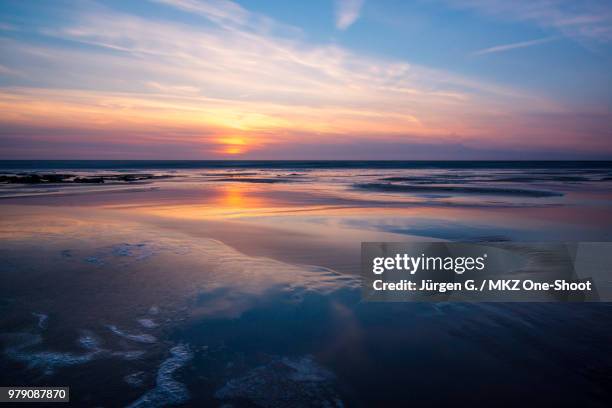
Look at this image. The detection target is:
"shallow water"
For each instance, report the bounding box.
[1,162,611,406]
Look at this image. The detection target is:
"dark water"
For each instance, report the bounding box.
[0,161,611,407]
[1,159,612,170]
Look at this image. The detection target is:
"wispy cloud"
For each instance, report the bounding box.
[0,64,20,76]
[472,36,557,56]
[445,0,612,43]
[1,0,608,158]
[1,1,542,138]
[335,0,365,30]
[153,0,249,26]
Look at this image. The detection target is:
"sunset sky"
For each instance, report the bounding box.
[1,0,611,159]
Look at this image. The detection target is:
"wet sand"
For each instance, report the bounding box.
[1,165,612,407]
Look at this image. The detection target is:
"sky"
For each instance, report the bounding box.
[0,0,611,159]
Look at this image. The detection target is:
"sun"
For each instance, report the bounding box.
[224,146,245,154]
[217,136,248,155]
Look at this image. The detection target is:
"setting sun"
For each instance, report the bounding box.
[217,136,248,155]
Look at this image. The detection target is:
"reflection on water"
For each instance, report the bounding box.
[221,184,249,208]
[0,211,360,406]
[1,163,611,406]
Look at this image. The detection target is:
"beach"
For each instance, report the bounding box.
[1,161,611,406]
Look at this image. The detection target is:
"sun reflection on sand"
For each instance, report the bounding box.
[221,184,248,207]
[129,183,302,219]
[217,184,268,211]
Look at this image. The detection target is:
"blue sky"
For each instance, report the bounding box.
[243,0,612,102]
[0,0,611,159]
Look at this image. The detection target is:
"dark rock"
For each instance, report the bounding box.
[0,172,175,184]
[0,174,43,184]
[73,177,105,183]
[41,174,75,182]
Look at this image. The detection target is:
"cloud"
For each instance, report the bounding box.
[152,0,301,37]
[1,3,542,135]
[0,63,20,76]
[153,0,249,26]
[472,36,557,55]
[0,0,608,158]
[335,0,365,30]
[444,0,612,43]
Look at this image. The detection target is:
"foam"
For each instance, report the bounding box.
[82,242,187,268]
[283,356,335,382]
[4,332,100,375]
[215,355,342,407]
[125,371,147,387]
[32,312,48,329]
[84,256,104,265]
[112,243,155,260]
[138,319,158,329]
[112,350,146,360]
[80,331,146,360]
[78,331,102,350]
[126,344,193,408]
[107,325,157,344]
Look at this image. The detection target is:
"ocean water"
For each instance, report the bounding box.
[2,159,612,170]
[0,161,611,407]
